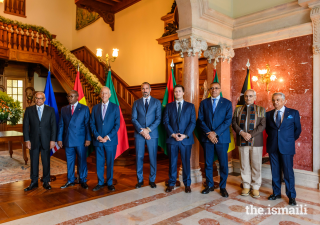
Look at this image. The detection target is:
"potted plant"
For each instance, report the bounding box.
[0,91,24,125]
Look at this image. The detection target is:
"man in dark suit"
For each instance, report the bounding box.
[163,84,196,193]
[57,90,91,189]
[266,92,301,206]
[23,92,57,191]
[90,87,120,192]
[132,82,161,189]
[198,82,232,197]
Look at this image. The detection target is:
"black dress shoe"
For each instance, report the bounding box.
[81,182,89,189]
[92,184,104,191]
[149,182,157,188]
[220,188,229,197]
[185,186,191,193]
[43,182,52,190]
[135,182,144,189]
[166,186,174,193]
[201,186,215,194]
[60,182,75,189]
[108,185,115,191]
[289,198,297,206]
[268,194,282,200]
[24,182,38,192]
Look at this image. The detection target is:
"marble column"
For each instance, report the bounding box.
[174,36,207,185]
[310,5,320,186]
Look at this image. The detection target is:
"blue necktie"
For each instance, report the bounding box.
[38,107,42,121]
[145,99,149,113]
[177,102,181,122]
[276,111,281,128]
[212,99,217,114]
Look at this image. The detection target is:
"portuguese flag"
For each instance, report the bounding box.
[105,69,129,158]
[158,67,176,155]
[73,66,94,157]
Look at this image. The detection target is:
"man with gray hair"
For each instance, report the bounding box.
[232,89,266,198]
[266,92,301,206]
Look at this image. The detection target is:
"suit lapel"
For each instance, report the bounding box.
[146,97,153,116]
[41,105,47,123]
[280,107,289,128]
[206,98,214,115]
[32,105,39,122]
[70,104,81,122]
[103,102,111,122]
[173,101,178,120]
[98,103,103,122]
[213,97,223,117]
[140,98,146,114]
[270,109,278,128]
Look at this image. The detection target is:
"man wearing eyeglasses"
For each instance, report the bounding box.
[198,82,232,197]
[23,92,57,191]
[57,90,91,189]
[232,89,266,198]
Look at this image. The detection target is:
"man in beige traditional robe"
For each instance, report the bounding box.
[232,89,266,198]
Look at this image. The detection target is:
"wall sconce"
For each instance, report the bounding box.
[252,64,276,91]
[96,48,119,69]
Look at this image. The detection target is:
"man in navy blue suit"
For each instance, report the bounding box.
[57,90,91,189]
[163,84,196,193]
[266,92,301,206]
[90,86,120,192]
[132,82,161,189]
[198,82,232,197]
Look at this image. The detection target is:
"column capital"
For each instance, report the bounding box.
[310,4,320,51]
[203,45,235,64]
[173,36,208,58]
[313,44,320,54]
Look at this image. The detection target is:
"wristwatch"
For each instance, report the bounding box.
[147,127,151,132]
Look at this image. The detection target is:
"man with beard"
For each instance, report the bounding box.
[132,82,161,189]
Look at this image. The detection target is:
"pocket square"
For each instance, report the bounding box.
[287,115,293,119]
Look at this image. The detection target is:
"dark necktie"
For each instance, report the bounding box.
[177,102,181,122]
[276,110,281,128]
[145,99,149,113]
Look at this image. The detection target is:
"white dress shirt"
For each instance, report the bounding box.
[143,96,151,105]
[70,101,78,115]
[211,95,220,107]
[176,100,184,111]
[274,106,285,123]
[36,104,44,120]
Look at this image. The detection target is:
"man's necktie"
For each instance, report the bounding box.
[212,99,217,114]
[145,99,149,113]
[71,105,74,115]
[276,110,281,128]
[177,102,181,122]
[102,104,107,120]
[38,107,42,121]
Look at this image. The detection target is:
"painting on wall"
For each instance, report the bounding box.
[76,7,100,30]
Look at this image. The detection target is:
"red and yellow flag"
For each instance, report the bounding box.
[74,68,87,106]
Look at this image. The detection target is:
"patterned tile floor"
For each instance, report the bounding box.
[2,175,320,225]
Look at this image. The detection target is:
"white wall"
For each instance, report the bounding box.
[33,72,65,93]
[71,0,173,85]
[0,0,74,50]
[208,0,233,17]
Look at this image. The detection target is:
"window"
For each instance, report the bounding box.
[4,0,26,18]
[6,79,24,124]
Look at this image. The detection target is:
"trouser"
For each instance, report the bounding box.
[65,146,88,183]
[135,138,158,183]
[96,145,117,186]
[203,142,229,188]
[238,146,263,190]
[167,142,192,187]
[29,136,50,183]
[269,150,296,198]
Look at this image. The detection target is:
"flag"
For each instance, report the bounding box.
[158,67,176,155]
[73,67,94,157]
[105,70,129,158]
[236,68,268,156]
[44,69,60,156]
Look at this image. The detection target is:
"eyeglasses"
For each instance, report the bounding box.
[66,95,77,98]
[244,95,255,98]
[35,97,44,100]
[208,87,220,90]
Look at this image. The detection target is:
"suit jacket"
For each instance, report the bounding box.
[232,104,266,147]
[163,101,196,146]
[23,105,57,150]
[90,102,120,146]
[131,97,161,138]
[265,107,301,155]
[197,97,233,143]
[57,103,91,147]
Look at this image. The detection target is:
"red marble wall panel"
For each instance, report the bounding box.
[231,35,313,171]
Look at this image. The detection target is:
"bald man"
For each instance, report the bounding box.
[23,92,57,191]
[90,87,120,192]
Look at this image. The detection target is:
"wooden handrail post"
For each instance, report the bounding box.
[32,30,37,53]
[3,24,8,48]
[22,28,27,51]
[17,27,22,50]
[7,24,12,49]
[0,22,3,47]
[38,33,43,53]
[27,28,32,52]
[43,35,47,55]
[13,25,17,49]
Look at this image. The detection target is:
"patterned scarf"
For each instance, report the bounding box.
[239,105,256,146]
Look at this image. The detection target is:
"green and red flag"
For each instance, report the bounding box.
[105,69,129,158]
[158,66,176,155]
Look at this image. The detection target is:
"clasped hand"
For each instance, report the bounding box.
[240,131,252,141]
[172,133,186,141]
[140,128,151,140]
[207,131,218,144]
[97,136,110,143]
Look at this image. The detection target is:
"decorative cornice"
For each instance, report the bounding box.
[310,5,320,47]
[173,37,208,58]
[204,45,235,63]
[313,44,320,54]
